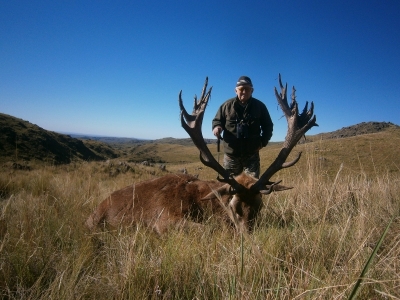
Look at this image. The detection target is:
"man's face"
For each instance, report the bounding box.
[235,85,253,103]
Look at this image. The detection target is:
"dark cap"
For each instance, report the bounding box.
[236,76,253,87]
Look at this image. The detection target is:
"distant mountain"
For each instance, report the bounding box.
[312,121,400,140]
[151,137,217,146]
[77,136,217,146]
[0,113,118,164]
[70,134,147,145]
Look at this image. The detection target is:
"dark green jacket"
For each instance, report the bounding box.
[212,96,273,156]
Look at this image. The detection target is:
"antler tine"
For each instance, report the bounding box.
[274,78,292,118]
[179,78,210,120]
[179,91,197,130]
[199,77,208,105]
[251,74,318,193]
[190,77,209,114]
[301,101,309,116]
[290,86,296,110]
[306,102,318,126]
[179,78,242,190]
[179,90,210,136]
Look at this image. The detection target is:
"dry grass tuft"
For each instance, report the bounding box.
[0,148,399,299]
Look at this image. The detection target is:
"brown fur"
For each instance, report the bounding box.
[86,173,263,234]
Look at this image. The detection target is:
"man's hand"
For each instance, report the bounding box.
[213,126,222,139]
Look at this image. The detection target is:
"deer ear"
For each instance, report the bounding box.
[272,184,293,191]
[201,185,231,200]
[259,184,293,195]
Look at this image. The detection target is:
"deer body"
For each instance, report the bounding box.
[86,173,263,234]
[87,75,317,233]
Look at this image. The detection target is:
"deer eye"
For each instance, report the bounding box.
[228,186,236,195]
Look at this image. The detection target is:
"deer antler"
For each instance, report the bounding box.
[251,74,318,193]
[179,77,244,192]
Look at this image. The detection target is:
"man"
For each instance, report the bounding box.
[212,76,273,178]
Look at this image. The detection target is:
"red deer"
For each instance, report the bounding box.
[86,75,318,234]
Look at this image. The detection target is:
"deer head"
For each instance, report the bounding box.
[179,74,318,198]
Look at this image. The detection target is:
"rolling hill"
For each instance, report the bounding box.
[1,112,399,174]
[0,113,118,164]
[310,121,399,140]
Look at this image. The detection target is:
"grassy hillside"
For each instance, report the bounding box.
[310,121,399,140]
[1,115,399,299]
[260,128,400,180]
[155,129,400,180]
[0,148,398,299]
[0,113,118,164]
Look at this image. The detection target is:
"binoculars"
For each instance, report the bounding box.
[236,121,249,138]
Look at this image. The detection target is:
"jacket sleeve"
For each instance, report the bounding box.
[212,104,225,130]
[260,105,273,146]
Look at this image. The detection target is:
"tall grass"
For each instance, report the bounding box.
[0,152,399,299]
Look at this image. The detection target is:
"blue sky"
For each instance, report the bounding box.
[1,1,399,141]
